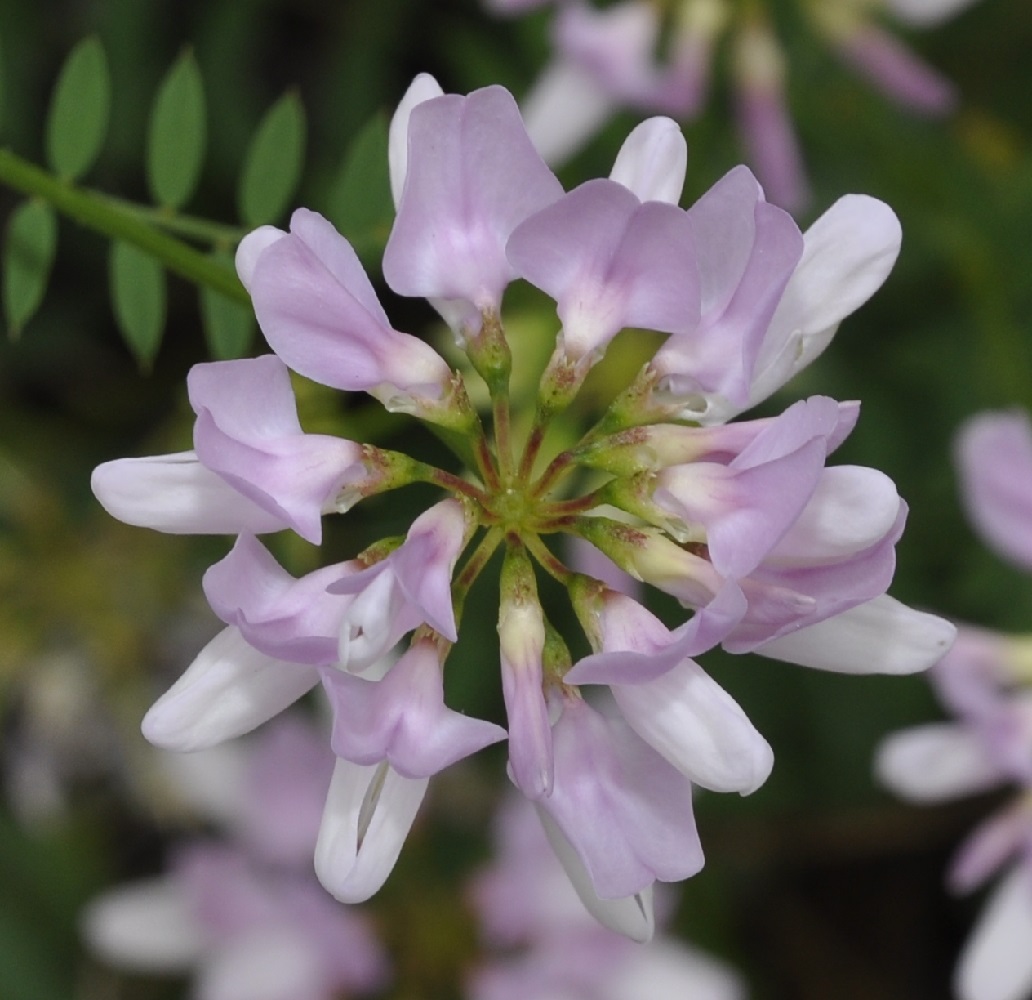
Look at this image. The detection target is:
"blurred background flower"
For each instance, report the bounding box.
[487,0,987,212]
[81,716,390,1000]
[878,409,1032,1000]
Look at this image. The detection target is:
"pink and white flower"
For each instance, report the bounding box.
[92,75,951,936]
[877,409,1032,1000]
[81,717,390,1000]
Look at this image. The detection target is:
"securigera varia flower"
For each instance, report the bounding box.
[92,75,955,942]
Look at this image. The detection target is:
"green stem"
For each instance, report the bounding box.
[451,526,503,622]
[475,432,502,492]
[536,489,604,522]
[516,413,548,483]
[358,447,490,508]
[493,391,513,482]
[524,533,572,585]
[529,446,576,500]
[94,192,247,247]
[0,148,249,304]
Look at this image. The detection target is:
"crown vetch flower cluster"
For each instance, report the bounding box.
[877,410,1032,1000]
[92,75,954,940]
[484,0,983,211]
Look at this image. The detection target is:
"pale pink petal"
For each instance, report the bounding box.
[567,535,643,599]
[652,189,803,421]
[752,195,901,407]
[768,466,903,567]
[321,641,506,777]
[249,209,452,400]
[389,73,445,206]
[314,758,428,903]
[188,356,362,545]
[608,117,687,204]
[610,657,774,794]
[141,627,318,751]
[235,226,284,290]
[537,696,703,900]
[383,85,563,325]
[655,439,826,578]
[955,411,1032,572]
[203,535,356,666]
[754,595,956,674]
[91,452,287,535]
[507,178,699,359]
[566,584,746,686]
[498,602,553,799]
[536,806,656,943]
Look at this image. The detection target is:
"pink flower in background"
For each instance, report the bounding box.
[92,75,953,937]
[81,717,390,1000]
[877,409,1032,1000]
[487,0,984,213]
[91,355,367,541]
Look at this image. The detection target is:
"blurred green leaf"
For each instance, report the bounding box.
[146,49,206,210]
[44,36,110,181]
[108,240,166,367]
[200,252,254,358]
[327,113,393,261]
[0,812,106,1000]
[0,42,5,136]
[3,199,57,338]
[238,91,306,227]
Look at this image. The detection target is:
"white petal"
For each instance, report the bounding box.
[752,195,901,405]
[609,116,687,204]
[521,60,617,167]
[314,758,427,903]
[388,73,444,206]
[874,723,1004,802]
[604,939,748,1000]
[91,452,286,535]
[535,806,655,943]
[197,927,322,1000]
[142,627,318,751]
[613,662,773,795]
[235,226,286,290]
[757,595,957,674]
[956,865,1032,1000]
[887,0,981,27]
[81,877,203,973]
[770,466,902,565]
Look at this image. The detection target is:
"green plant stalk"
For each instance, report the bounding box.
[0,148,249,304]
[95,193,247,247]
